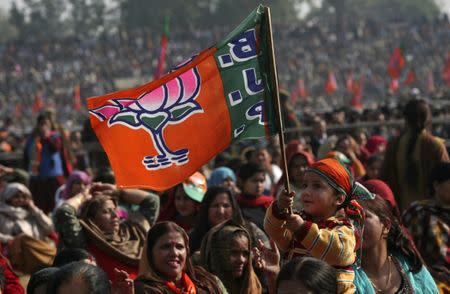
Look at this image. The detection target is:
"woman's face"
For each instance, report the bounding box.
[289,155,308,185]
[242,172,265,196]
[70,180,86,197]
[174,188,198,217]
[301,172,342,220]
[362,208,386,250]
[208,193,233,227]
[7,191,29,208]
[152,231,187,282]
[93,200,119,235]
[224,234,249,278]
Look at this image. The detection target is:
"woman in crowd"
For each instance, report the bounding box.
[355,195,438,293]
[189,186,268,254]
[0,182,56,274]
[53,183,159,282]
[273,140,314,212]
[402,162,450,292]
[236,163,273,230]
[135,221,225,293]
[158,172,207,233]
[199,220,261,294]
[54,170,91,208]
[381,98,449,210]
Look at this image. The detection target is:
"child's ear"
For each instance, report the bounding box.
[335,193,346,207]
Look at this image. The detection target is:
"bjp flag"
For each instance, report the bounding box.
[87,5,277,190]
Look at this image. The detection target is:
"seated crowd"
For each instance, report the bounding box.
[0,98,448,294]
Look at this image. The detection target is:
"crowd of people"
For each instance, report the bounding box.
[0,14,449,133]
[0,96,447,293]
[0,6,449,294]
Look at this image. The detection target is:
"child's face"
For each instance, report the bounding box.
[174,187,198,217]
[300,172,342,220]
[242,172,265,196]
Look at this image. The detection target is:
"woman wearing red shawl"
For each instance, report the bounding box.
[265,158,374,294]
[135,221,226,294]
[273,140,314,212]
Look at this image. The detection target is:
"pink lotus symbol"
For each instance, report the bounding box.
[90,67,202,170]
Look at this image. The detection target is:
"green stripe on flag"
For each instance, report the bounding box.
[213,5,277,141]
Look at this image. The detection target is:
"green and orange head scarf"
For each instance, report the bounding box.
[306,158,375,266]
[306,158,374,205]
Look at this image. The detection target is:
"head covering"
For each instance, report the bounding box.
[79,195,146,267]
[183,172,207,203]
[61,170,91,200]
[199,220,262,294]
[365,135,387,154]
[0,183,31,203]
[361,179,401,220]
[208,167,236,188]
[307,158,374,202]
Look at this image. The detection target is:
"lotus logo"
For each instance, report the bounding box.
[90,67,202,170]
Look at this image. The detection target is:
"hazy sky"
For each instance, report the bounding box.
[1,0,450,18]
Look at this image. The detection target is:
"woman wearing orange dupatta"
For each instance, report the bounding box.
[135,221,226,294]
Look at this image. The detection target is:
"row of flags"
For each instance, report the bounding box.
[290,49,450,108]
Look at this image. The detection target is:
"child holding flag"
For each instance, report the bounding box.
[264,158,374,294]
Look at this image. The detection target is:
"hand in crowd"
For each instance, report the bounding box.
[285,213,305,232]
[112,268,134,294]
[90,182,117,197]
[23,197,39,212]
[277,189,295,210]
[253,239,280,277]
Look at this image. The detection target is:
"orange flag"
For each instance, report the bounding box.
[87,6,277,190]
[325,71,338,94]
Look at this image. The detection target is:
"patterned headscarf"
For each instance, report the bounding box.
[306,158,375,265]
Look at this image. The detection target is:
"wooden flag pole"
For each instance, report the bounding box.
[264,6,292,214]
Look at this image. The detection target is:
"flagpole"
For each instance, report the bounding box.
[264,6,292,213]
